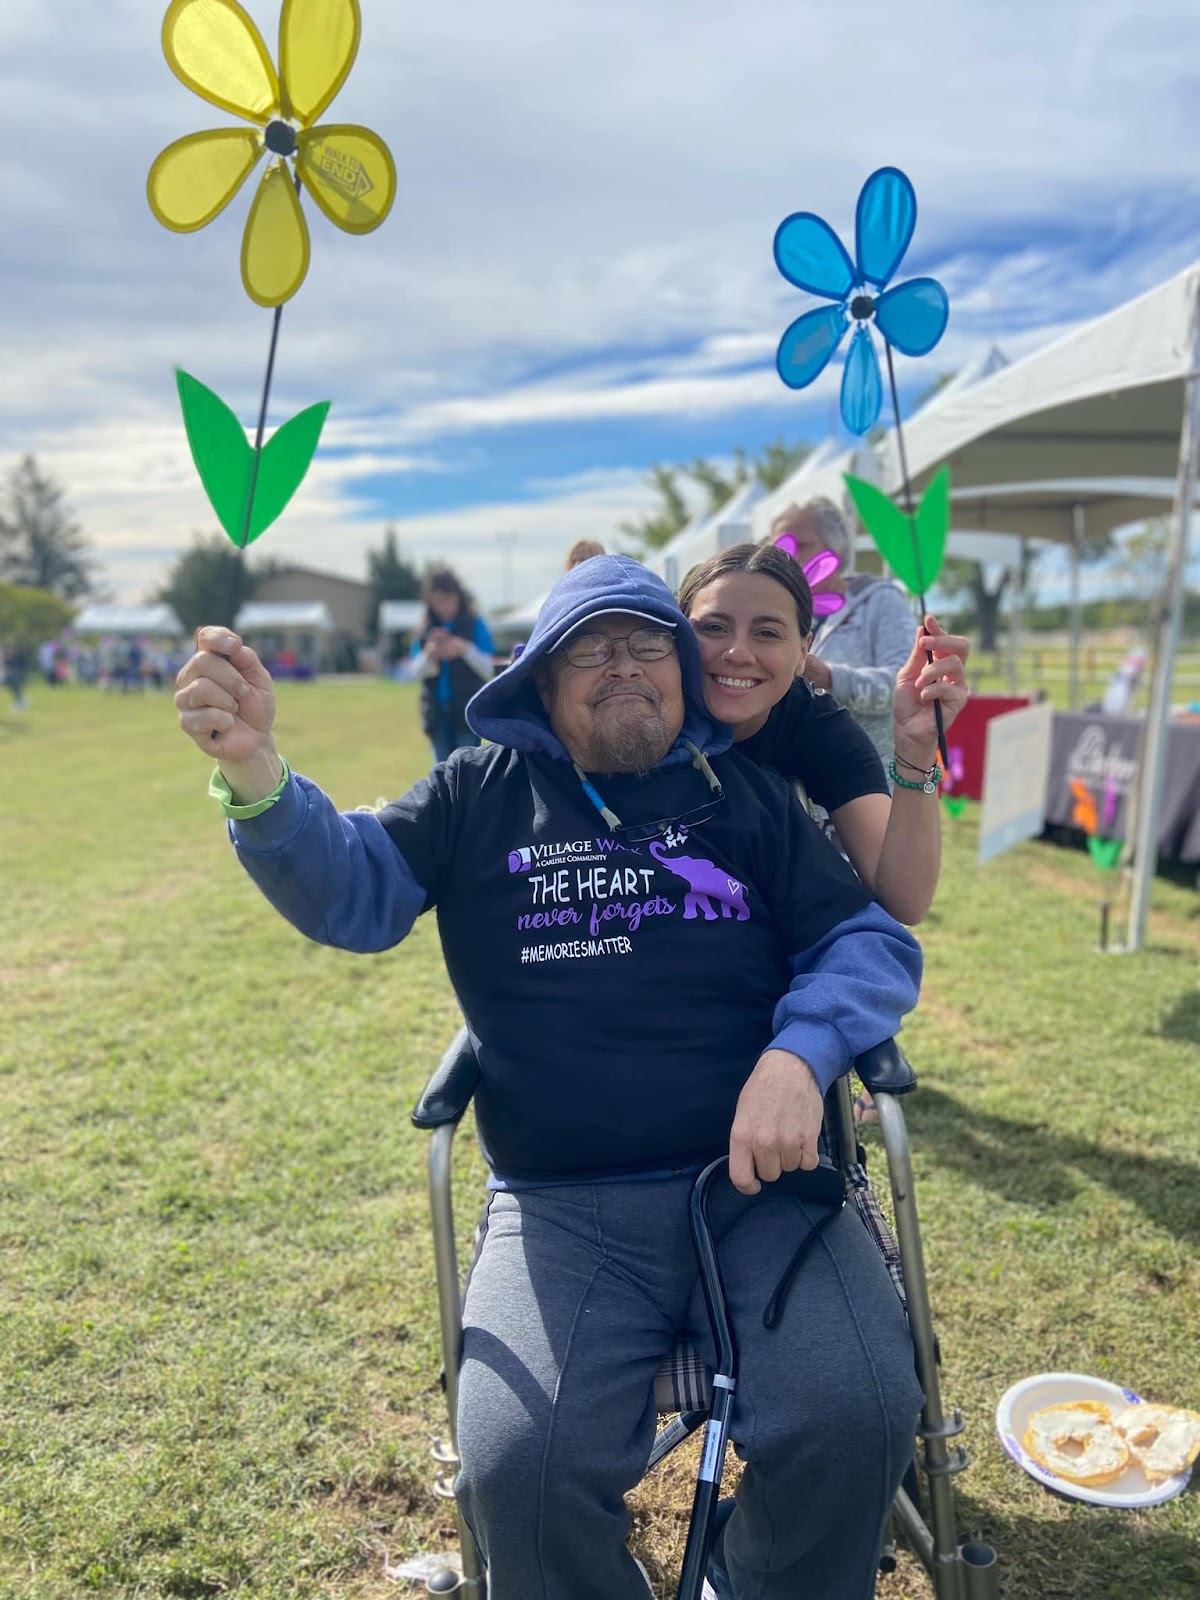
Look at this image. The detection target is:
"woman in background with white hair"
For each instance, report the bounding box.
[771,497,918,765]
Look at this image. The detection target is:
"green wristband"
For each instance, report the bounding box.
[208,757,291,818]
[888,757,942,794]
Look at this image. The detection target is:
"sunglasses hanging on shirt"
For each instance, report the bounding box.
[572,741,725,846]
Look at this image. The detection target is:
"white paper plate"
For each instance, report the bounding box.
[996,1371,1193,1508]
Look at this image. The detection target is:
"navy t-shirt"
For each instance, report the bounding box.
[379,743,870,1182]
[737,680,888,811]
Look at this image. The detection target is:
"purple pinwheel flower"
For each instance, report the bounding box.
[773,167,949,435]
[771,535,845,616]
[942,745,966,794]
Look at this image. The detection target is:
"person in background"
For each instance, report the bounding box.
[38,638,58,687]
[3,641,30,710]
[411,567,496,765]
[770,498,917,768]
[565,538,606,569]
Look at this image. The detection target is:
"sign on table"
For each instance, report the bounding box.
[978,702,1056,865]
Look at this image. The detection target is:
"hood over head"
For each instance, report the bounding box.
[467,554,730,761]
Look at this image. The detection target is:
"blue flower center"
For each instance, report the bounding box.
[849,294,876,322]
[264,120,298,158]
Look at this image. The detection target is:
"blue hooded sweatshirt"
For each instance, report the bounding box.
[223,556,921,1183]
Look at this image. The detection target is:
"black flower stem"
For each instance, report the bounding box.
[883,338,949,770]
[238,302,286,551]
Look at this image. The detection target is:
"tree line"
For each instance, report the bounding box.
[1,449,1193,658]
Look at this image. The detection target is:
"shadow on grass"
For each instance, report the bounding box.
[937,1487,1200,1600]
[907,1086,1200,1246]
[1160,990,1200,1043]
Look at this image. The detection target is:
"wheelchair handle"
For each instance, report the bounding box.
[411,1026,479,1129]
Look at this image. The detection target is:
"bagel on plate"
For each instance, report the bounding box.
[1021,1401,1130,1486]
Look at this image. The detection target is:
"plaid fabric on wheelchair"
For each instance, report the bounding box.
[651,1160,907,1415]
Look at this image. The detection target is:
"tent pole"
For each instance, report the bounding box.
[1069,505,1084,710]
[1006,543,1025,694]
[1124,285,1200,952]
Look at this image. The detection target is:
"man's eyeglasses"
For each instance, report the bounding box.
[560,627,676,669]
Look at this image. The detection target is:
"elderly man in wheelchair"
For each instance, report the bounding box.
[176,554,931,1600]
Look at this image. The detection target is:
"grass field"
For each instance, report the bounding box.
[1,680,1198,1600]
[963,643,1200,713]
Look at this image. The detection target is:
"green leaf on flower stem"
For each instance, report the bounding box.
[248,400,331,544]
[1088,835,1123,871]
[914,465,950,591]
[176,369,253,546]
[175,370,331,549]
[843,464,951,596]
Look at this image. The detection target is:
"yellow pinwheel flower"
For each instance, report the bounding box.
[148,0,396,307]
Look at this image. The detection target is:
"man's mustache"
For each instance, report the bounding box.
[590,680,661,710]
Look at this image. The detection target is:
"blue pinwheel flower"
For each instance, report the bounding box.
[773,167,949,435]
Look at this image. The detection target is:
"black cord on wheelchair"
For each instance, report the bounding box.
[675,1157,736,1600]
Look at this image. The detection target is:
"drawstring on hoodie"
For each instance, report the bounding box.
[572,740,723,832]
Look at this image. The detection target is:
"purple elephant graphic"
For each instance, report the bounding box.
[648,841,750,922]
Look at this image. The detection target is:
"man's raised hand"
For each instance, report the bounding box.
[175,628,280,799]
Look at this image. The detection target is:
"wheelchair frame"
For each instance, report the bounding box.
[410,1030,999,1599]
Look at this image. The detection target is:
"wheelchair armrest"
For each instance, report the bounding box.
[853,1037,917,1096]
[411,1025,481,1129]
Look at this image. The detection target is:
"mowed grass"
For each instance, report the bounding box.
[1,681,1197,1600]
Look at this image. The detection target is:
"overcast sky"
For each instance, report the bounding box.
[3,0,1200,610]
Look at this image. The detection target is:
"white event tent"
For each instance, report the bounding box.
[875,262,1200,950]
[648,478,769,591]
[751,440,881,559]
[72,603,184,637]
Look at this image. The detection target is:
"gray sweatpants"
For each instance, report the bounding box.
[455,1171,922,1600]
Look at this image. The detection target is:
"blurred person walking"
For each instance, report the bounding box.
[412,567,496,765]
[3,642,30,710]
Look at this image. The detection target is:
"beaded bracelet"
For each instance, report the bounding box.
[888,757,942,793]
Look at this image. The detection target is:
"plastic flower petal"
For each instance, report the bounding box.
[875,278,950,357]
[242,162,311,306]
[855,166,916,289]
[161,0,281,123]
[773,214,855,300]
[298,124,396,232]
[841,327,883,435]
[776,304,848,390]
[148,128,264,231]
[279,0,360,124]
[149,0,394,307]
[772,166,948,435]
